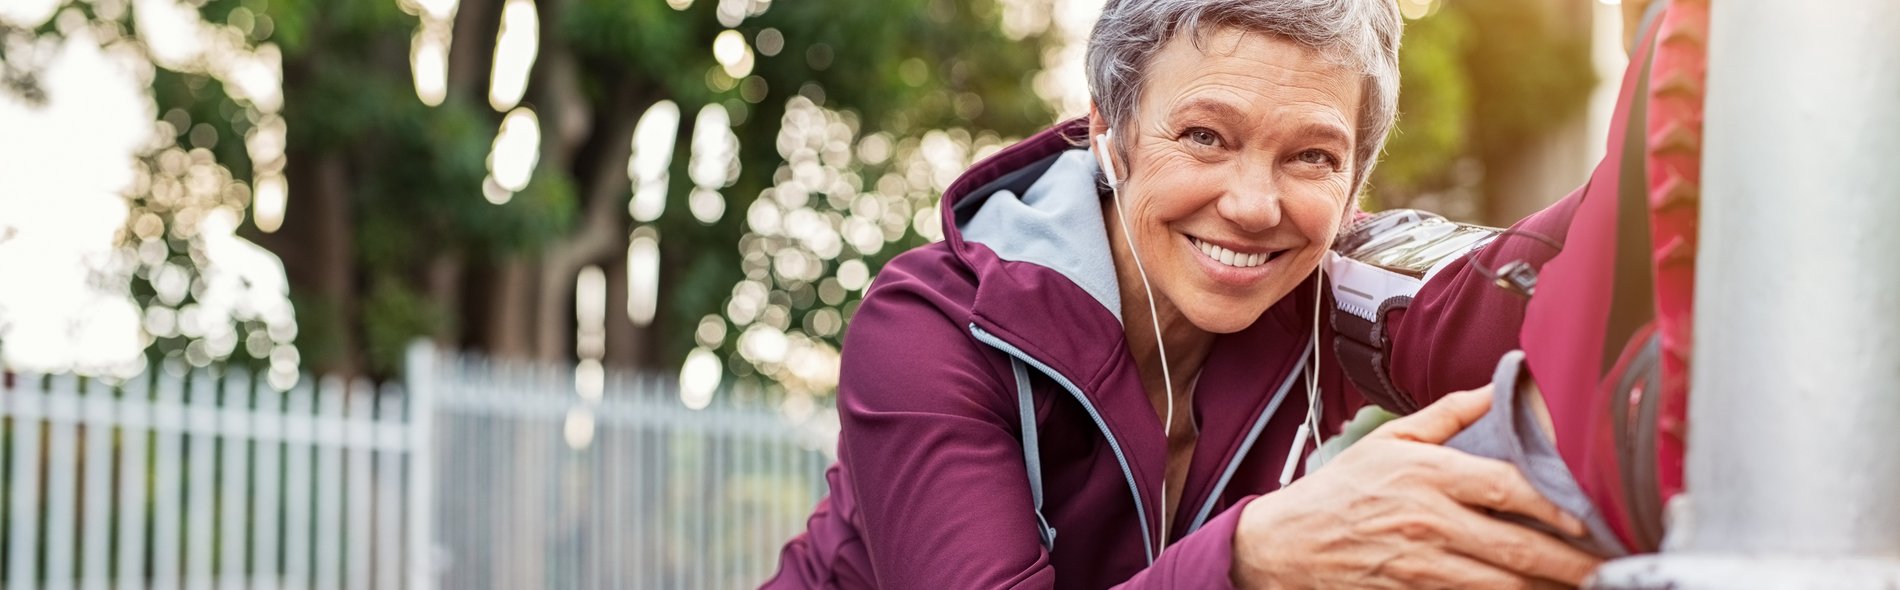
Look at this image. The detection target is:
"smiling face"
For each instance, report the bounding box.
[1096,27,1364,335]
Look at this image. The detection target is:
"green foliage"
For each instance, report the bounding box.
[1369,8,1472,203]
[291,292,350,370]
[360,276,447,375]
[559,0,1056,375]
[1456,0,1596,161]
[252,0,1025,375]
[564,0,708,104]
[1366,1,1595,213]
[478,161,581,255]
[150,70,254,177]
[748,0,1051,133]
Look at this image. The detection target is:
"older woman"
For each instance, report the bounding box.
[766,0,1604,587]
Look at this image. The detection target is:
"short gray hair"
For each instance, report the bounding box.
[1086,0,1403,194]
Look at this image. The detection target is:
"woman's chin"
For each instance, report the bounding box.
[1181,304,1267,335]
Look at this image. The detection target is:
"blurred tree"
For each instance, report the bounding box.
[4,0,1592,395]
[1367,4,1473,207]
[1368,0,1595,224]
[203,0,1058,379]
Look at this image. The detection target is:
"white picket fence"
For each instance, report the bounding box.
[0,343,837,589]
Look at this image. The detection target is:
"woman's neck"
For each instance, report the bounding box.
[1105,201,1215,401]
[1121,292,1213,399]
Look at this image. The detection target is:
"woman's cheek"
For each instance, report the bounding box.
[1286,195,1339,246]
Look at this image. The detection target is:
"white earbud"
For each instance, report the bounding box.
[1094,132,1121,189]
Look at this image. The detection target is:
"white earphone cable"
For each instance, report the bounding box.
[1278,268,1327,488]
[1096,133,1178,551]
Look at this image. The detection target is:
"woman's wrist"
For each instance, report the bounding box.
[1230,495,1287,590]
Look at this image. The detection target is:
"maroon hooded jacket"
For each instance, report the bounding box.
[763,111,1589,588]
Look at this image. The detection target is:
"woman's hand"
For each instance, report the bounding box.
[1231,387,1603,589]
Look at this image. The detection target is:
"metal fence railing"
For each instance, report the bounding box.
[420,347,837,590]
[0,343,837,589]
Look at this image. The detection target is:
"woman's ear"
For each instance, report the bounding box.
[1087,102,1110,140]
[1088,102,1126,189]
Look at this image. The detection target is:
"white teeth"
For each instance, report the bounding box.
[1192,238,1270,269]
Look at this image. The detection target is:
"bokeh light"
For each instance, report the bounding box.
[688,103,740,224]
[576,265,607,360]
[710,93,1013,398]
[1398,0,1441,20]
[0,0,60,29]
[484,106,541,203]
[713,29,755,79]
[487,0,539,112]
[626,227,661,326]
[410,26,450,106]
[679,346,722,410]
[563,407,596,449]
[628,100,682,222]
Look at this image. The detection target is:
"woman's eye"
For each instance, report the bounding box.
[1298,149,1339,168]
[1184,128,1221,147]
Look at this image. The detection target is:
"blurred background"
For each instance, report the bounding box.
[0,0,1621,587]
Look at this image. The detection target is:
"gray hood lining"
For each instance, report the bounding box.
[957,149,1124,322]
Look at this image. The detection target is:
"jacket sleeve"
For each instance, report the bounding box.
[1379,183,1588,408]
[835,278,1052,588]
[837,260,1250,589]
[1109,497,1257,589]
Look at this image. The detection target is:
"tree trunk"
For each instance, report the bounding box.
[532,258,575,362]
[525,85,646,360]
[425,250,466,349]
[603,246,651,370]
[309,153,358,376]
[448,0,501,103]
[487,256,536,358]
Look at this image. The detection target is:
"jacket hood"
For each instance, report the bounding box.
[956,147,1123,321]
[937,119,1137,399]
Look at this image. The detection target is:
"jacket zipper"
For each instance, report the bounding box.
[1184,337,1311,534]
[969,324,1158,564]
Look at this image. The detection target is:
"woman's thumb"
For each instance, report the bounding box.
[1366,386,1493,445]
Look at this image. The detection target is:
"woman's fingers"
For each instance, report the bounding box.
[1232,384,1606,589]
[1442,501,1604,586]
[1361,386,1589,536]
[1424,449,1587,537]
[1366,386,1494,445]
[1376,549,1534,590]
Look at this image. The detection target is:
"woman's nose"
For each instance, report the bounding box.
[1218,173,1284,234]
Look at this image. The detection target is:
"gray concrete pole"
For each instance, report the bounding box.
[1592,1,1900,588]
